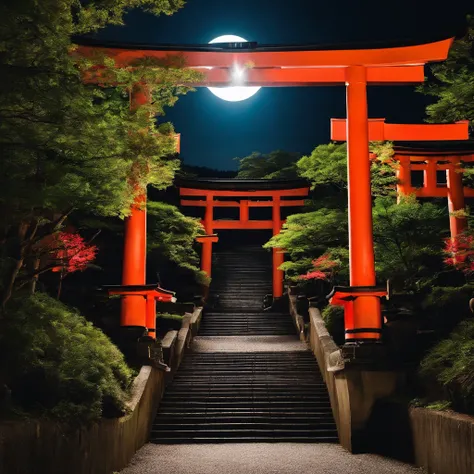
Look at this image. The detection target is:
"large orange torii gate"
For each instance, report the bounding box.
[76,37,454,349]
[178,179,310,298]
[331,118,472,240]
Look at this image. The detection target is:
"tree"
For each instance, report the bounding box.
[444,232,474,278]
[372,195,448,291]
[297,142,397,197]
[0,0,202,307]
[264,208,348,280]
[418,16,474,130]
[298,249,349,286]
[235,150,301,179]
[147,201,208,288]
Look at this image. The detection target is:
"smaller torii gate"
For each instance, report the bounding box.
[331,118,472,240]
[179,179,310,299]
[393,143,474,240]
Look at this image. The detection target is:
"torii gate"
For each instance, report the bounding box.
[77,37,454,348]
[331,118,472,240]
[179,179,310,298]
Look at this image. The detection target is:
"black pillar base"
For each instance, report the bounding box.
[341,341,389,367]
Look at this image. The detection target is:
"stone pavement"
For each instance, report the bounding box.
[121,443,424,474]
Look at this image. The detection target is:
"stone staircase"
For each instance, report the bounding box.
[200,246,295,336]
[151,244,338,444]
[150,352,337,443]
[209,246,272,311]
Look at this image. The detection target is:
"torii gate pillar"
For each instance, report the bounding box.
[447,158,468,238]
[121,84,149,329]
[272,195,284,299]
[345,66,382,342]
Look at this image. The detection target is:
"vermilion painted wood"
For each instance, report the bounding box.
[76,38,452,69]
[447,159,468,237]
[331,119,469,142]
[210,220,275,230]
[272,195,284,298]
[180,199,306,207]
[196,235,219,244]
[394,154,474,238]
[345,66,381,340]
[110,288,174,337]
[179,188,309,197]
[83,65,425,87]
[121,84,150,329]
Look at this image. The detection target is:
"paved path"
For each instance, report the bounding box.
[121,338,423,474]
[191,335,308,352]
[121,443,424,474]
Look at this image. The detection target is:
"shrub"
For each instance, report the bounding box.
[421,284,474,334]
[156,313,184,335]
[419,319,474,415]
[372,195,447,291]
[0,292,133,424]
[321,305,345,345]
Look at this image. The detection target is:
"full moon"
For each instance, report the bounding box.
[207,35,261,102]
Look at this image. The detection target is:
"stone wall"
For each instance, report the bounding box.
[294,299,404,453]
[0,366,165,474]
[410,407,474,474]
[0,306,203,474]
[297,298,474,473]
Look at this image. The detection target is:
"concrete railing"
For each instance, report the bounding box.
[163,306,203,380]
[291,296,474,473]
[290,296,404,452]
[0,306,203,474]
[410,407,474,474]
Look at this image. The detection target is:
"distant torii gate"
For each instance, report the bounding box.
[331,118,472,240]
[77,37,454,348]
[179,179,310,298]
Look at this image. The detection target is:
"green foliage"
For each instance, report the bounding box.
[235,150,301,179]
[156,312,184,333]
[418,16,474,129]
[147,201,208,285]
[421,284,474,334]
[297,143,348,190]
[372,195,448,290]
[264,208,348,280]
[0,0,201,305]
[424,400,452,411]
[156,313,184,321]
[420,318,474,415]
[321,305,345,345]
[297,142,397,197]
[72,1,185,33]
[0,292,133,423]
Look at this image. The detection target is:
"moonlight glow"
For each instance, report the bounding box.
[207,35,261,102]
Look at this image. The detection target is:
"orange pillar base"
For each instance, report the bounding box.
[121,296,147,329]
[345,297,382,342]
[145,295,156,339]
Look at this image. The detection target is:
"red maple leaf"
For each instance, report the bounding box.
[444,233,474,274]
[45,232,97,274]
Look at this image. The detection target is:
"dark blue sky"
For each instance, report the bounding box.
[94,0,471,170]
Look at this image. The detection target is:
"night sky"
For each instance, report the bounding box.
[93,0,472,170]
